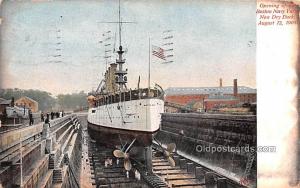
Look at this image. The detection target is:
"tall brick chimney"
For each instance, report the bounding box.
[219,78,222,87]
[233,79,238,97]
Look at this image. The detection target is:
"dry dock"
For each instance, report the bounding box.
[0,112,255,188]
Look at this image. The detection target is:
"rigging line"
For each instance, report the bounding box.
[117,92,126,124]
[113,26,117,53]
[105,101,113,123]
[119,0,121,46]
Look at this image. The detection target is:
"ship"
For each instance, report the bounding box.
[87,1,164,148]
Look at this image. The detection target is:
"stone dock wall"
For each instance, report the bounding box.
[156,113,256,181]
[0,115,82,188]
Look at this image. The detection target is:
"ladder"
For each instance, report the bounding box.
[243,152,255,177]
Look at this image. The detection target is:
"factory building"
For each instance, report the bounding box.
[165,79,256,111]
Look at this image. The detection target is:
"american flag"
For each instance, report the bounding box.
[152,45,166,60]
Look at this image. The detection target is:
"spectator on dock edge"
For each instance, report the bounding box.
[29,110,34,125]
[41,112,44,122]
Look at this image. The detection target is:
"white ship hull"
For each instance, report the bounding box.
[87,98,164,146]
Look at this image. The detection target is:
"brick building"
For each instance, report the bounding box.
[15,96,39,113]
[165,79,256,111]
[204,94,239,110]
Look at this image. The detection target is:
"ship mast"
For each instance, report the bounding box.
[118,0,121,47]
[115,0,127,91]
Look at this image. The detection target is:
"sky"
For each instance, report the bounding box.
[0,0,256,95]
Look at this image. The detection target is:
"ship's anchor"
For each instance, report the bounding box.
[113,138,136,171]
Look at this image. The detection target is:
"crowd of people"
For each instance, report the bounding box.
[26,110,65,126]
[40,111,65,124]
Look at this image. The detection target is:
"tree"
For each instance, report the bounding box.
[56,91,87,110]
[0,88,88,111]
[0,88,56,111]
